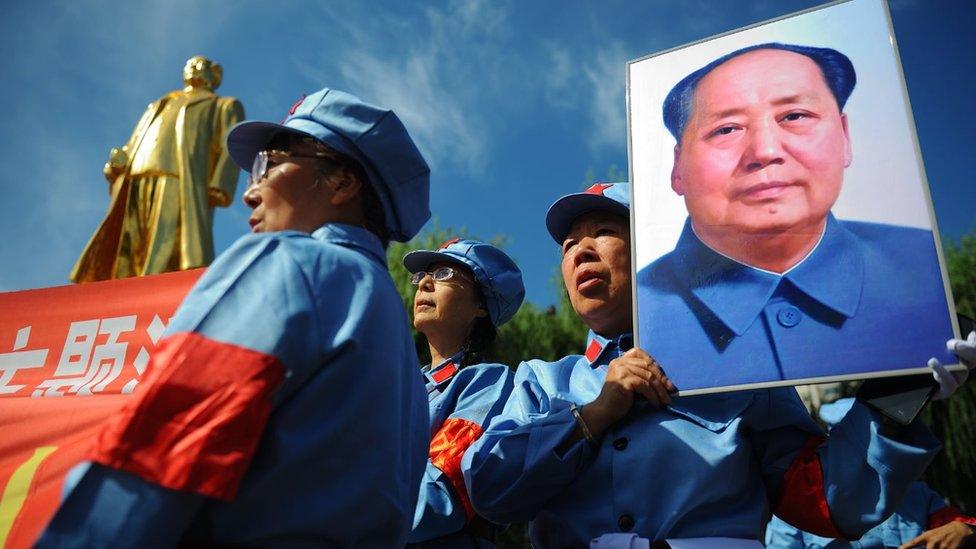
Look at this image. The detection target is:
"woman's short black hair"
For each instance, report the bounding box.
[460,315,498,367]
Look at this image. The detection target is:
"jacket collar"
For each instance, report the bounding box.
[423,350,465,390]
[667,214,864,336]
[584,330,634,368]
[311,223,387,266]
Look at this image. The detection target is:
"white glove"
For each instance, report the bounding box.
[929,330,975,401]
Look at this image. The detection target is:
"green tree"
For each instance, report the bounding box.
[582,164,628,188]
[921,234,976,513]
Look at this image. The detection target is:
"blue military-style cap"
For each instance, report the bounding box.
[663,43,856,141]
[403,238,525,327]
[545,182,630,244]
[226,87,431,242]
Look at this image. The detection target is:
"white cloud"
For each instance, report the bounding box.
[337,50,485,175]
[581,44,629,152]
[541,39,629,153]
[292,0,516,177]
[542,43,576,109]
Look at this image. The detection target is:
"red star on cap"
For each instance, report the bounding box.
[584,183,613,196]
[438,238,460,250]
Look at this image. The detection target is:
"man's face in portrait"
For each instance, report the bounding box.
[671,49,853,238]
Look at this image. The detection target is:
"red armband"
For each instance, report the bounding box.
[774,435,846,538]
[429,417,483,520]
[89,332,285,501]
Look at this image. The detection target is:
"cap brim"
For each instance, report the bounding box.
[226,121,314,172]
[402,250,471,274]
[545,194,630,243]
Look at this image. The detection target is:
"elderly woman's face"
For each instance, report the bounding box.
[560,211,632,337]
[412,262,486,339]
[241,140,332,234]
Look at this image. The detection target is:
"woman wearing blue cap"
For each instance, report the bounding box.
[464,181,974,546]
[403,238,525,547]
[40,88,432,546]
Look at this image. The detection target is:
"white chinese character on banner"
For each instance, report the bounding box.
[33,315,137,397]
[0,326,49,395]
[122,314,168,394]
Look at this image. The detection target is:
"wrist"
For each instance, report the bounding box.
[569,403,596,446]
[580,400,616,438]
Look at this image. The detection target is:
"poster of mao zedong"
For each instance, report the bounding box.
[627,0,960,394]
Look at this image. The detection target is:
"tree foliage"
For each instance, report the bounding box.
[922,235,976,513]
[582,164,627,187]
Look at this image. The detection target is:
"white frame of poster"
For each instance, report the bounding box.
[626,0,961,396]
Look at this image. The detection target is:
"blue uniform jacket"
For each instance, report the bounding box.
[409,353,514,546]
[765,481,950,548]
[39,224,430,547]
[637,215,955,391]
[463,331,939,546]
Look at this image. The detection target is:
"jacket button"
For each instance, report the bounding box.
[776,306,802,327]
[613,437,629,450]
[618,513,635,531]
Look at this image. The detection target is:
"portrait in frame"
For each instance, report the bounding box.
[627,0,960,394]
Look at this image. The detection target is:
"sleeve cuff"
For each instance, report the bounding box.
[525,405,595,481]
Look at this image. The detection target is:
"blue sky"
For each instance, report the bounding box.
[1,0,973,307]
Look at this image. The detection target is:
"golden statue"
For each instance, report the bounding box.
[70,55,244,282]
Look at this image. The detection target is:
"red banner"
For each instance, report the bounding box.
[0,269,201,548]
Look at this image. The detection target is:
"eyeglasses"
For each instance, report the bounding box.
[246,149,334,191]
[409,266,461,285]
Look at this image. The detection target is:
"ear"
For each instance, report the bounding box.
[670,144,685,196]
[474,305,489,319]
[326,168,363,206]
[840,113,852,168]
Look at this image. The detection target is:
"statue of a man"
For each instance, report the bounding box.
[70,55,244,282]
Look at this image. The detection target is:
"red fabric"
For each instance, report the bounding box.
[429,417,483,520]
[929,506,976,528]
[584,183,612,196]
[432,362,458,384]
[775,435,846,538]
[88,332,285,501]
[585,339,603,363]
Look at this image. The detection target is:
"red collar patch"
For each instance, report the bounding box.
[584,183,612,196]
[432,361,458,384]
[584,339,603,363]
[438,238,460,250]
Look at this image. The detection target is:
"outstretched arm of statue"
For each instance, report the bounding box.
[103,146,129,186]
